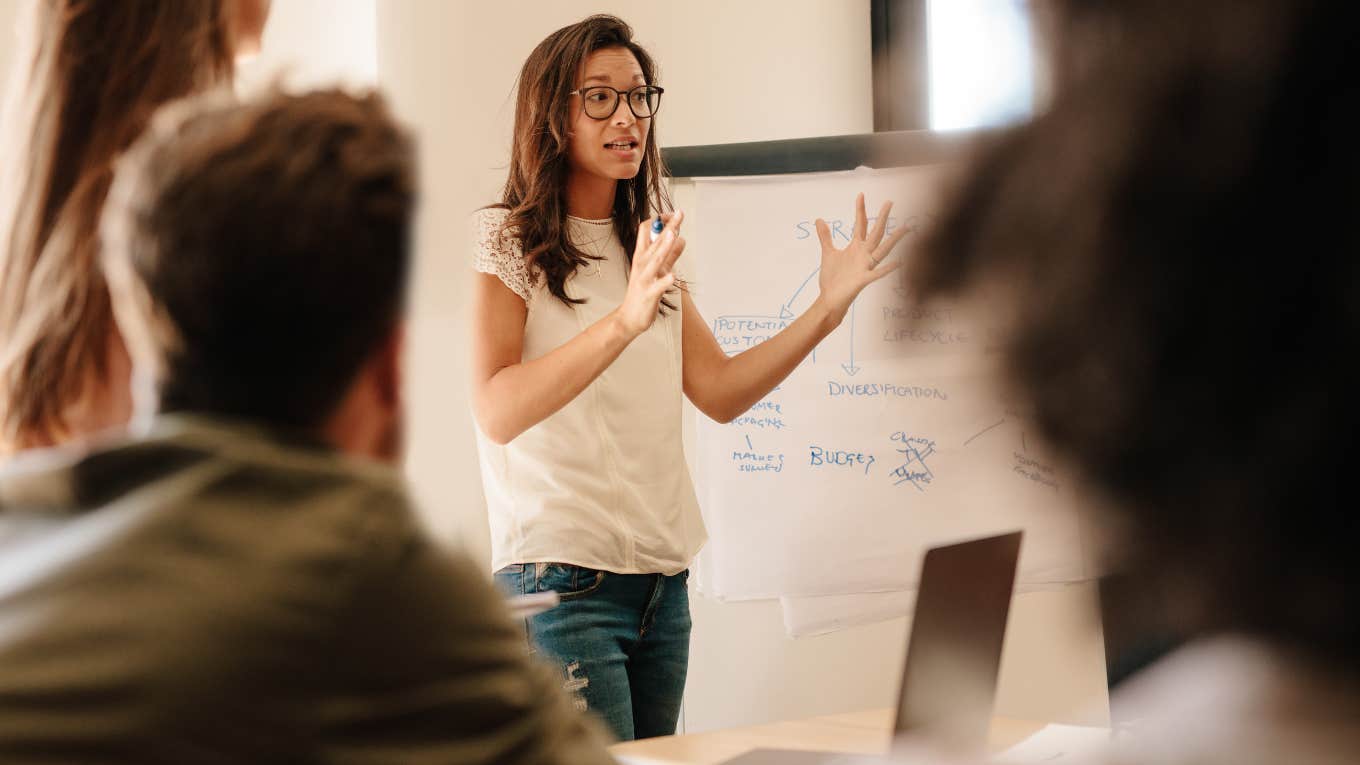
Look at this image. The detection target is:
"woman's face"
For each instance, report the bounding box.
[566,46,650,186]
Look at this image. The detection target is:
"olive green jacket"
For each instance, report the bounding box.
[0,415,614,764]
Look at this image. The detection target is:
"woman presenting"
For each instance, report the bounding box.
[470,14,905,741]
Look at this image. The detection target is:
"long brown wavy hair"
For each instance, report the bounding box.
[0,0,237,451]
[494,14,673,308]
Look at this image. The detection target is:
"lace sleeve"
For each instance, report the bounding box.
[471,208,537,304]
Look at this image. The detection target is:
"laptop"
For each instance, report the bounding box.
[721,531,1023,764]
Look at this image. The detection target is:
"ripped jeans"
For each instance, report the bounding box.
[494,563,691,742]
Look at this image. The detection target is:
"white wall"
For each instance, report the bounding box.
[236,0,378,92]
[373,1,489,548]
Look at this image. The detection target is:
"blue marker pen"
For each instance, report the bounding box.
[650,215,664,243]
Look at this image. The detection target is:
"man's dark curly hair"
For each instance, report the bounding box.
[911,0,1356,668]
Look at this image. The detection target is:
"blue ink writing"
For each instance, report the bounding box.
[793,216,900,242]
[1012,452,1059,489]
[882,305,954,322]
[890,432,937,491]
[731,450,785,474]
[827,381,948,400]
[809,446,876,475]
[882,327,970,345]
[732,415,788,430]
[714,315,795,354]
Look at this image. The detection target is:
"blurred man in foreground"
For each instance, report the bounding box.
[0,88,614,765]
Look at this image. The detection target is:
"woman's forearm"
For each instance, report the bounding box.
[475,310,635,444]
[700,298,842,423]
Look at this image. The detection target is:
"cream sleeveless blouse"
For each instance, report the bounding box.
[471,208,706,575]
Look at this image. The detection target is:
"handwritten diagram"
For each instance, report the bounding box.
[710,212,946,375]
[691,167,1088,603]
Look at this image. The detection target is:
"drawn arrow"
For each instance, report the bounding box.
[841,300,861,376]
[782,266,820,318]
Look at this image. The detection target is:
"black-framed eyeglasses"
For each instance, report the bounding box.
[568,85,665,120]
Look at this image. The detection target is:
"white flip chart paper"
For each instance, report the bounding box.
[689,167,1089,604]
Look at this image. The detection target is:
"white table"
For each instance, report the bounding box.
[609,708,1054,764]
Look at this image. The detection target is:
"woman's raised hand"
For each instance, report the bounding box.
[814,193,909,322]
[613,210,685,339]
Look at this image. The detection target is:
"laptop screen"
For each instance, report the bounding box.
[893,531,1022,750]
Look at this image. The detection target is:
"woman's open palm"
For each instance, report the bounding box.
[815,193,909,321]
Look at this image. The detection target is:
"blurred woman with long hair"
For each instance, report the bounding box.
[0,0,269,453]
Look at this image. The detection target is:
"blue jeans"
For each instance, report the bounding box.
[494,563,691,742]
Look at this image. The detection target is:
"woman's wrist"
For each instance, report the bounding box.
[808,297,847,333]
[606,307,642,344]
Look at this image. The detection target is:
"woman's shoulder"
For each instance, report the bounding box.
[472,205,515,243]
[473,205,511,225]
[471,206,537,302]
[471,206,522,258]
